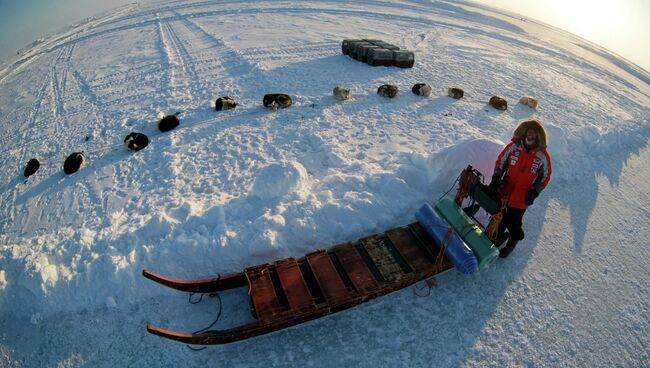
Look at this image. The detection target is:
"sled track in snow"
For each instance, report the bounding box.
[16,68,51,138]
[162,19,202,101]
[241,41,337,61]
[2,44,76,160]
[90,62,161,89]
[0,47,66,161]
[64,56,125,132]
[183,19,273,97]
[177,15,262,85]
[50,44,75,130]
[163,19,224,79]
[165,19,201,98]
[69,70,104,114]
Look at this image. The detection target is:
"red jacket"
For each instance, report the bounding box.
[494,138,552,209]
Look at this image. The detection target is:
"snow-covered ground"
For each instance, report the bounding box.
[0,0,648,366]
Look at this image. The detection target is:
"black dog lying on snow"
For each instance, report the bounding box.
[24,158,40,178]
[263,94,292,109]
[64,152,87,174]
[124,132,149,151]
[158,113,180,132]
[411,83,432,97]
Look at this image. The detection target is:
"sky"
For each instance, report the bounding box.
[471,0,650,72]
[0,0,135,60]
[0,0,649,72]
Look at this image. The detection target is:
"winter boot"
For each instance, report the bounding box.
[494,232,509,247]
[499,237,519,258]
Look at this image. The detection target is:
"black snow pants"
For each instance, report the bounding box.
[498,207,526,241]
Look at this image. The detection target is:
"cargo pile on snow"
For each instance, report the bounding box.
[342,39,414,68]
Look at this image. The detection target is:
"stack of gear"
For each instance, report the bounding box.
[341,39,414,68]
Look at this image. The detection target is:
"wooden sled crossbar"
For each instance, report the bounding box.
[144,222,453,345]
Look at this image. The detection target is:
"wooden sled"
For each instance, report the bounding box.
[144,222,453,345]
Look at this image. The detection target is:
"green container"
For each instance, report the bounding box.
[434,197,499,268]
[471,184,499,215]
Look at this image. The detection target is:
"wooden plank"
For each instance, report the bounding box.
[245,265,282,322]
[407,223,440,262]
[353,242,386,283]
[298,259,326,305]
[306,250,349,304]
[408,223,453,270]
[333,243,378,292]
[386,227,433,273]
[275,258,315,312]
[359,236,406,283]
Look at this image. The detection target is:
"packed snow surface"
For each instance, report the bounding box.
[0,0,648,367]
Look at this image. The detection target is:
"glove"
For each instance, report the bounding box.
[525,189,539,206]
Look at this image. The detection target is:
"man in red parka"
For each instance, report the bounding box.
[490,119,552,258]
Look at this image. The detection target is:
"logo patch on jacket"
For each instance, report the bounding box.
[531,158,541,173]
[510,149,521,166]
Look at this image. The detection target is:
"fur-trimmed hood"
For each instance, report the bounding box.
[513,118,548,149]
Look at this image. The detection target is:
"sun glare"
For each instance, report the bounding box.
[547,0,627,42]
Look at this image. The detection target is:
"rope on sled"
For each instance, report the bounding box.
[413,226,454,297]
[186,275,223,351]
[434,227,454,274]
[454,167,480,206]
[437,173,461,202]
[486,195,508,242]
